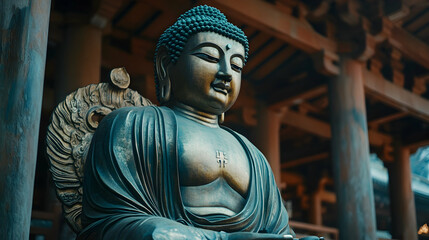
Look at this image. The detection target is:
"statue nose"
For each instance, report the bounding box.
[216,71,232,82]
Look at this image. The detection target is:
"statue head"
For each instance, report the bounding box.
[155,5,249,115]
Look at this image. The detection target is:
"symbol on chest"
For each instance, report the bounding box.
[216,151,228,168]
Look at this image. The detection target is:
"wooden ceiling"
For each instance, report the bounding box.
[400,3,429,42]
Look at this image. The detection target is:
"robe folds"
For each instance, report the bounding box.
[78,106,293,239]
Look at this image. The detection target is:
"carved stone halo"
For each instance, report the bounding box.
[46,67,153,232]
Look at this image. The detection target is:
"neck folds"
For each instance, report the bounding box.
[171,102,220,128]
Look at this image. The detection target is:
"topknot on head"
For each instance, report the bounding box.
[177,5,227,22]
[155,5,249,64]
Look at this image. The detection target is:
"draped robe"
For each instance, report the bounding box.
[78,106,293,239]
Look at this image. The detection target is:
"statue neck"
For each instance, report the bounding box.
[170,102,220,128]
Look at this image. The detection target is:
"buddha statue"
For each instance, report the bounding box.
[47,5,301,240]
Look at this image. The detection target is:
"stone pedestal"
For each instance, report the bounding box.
[328,58,377,239]
[55,24,102,101]
[0,0,51,238]
[388,146,418,240]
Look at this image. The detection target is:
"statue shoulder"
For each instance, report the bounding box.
[99,105,175,128]
[106,105,172,117]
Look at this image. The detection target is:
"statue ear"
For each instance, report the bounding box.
[155,46,171,104]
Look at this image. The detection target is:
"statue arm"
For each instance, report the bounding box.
[79,214,292,240]
[101,217,292,240]
[79,215,220,239]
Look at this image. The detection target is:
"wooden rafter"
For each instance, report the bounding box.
[389,25,429,70]
[282,153,329,169]
[407,140,429,153]
[368,112,408,128]
[206,0,429,75]
[208,0,337,53]
[281,110,392,147]
[252,45,297,81]
[363,69,429,122]
[244,40,284,74]
[137,0,193,39]
[114,2,157,32]
[404,10,429,33]
[247,33,272,56]
[102,44,153,76]
[268,69,429,125]
[270,85,327,110]
[137,0,191,14]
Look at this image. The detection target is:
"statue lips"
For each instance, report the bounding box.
[211,80,231,95]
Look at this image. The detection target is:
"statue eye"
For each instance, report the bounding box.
[231,64,242,72]
[192,53,219,63]
[231,56,243,73]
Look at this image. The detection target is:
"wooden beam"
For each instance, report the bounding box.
[406,140,429,153]
[281,110,392,147]
[93,0,126,21]
[252,45,297,81]
[244,39,284,74]
[243,25,258,35]
[270,85,328,110]
[298,102,325,114]
[412,75,429,95]
[282,152,329,169]
[368,130,392,147]
[102,44,153,76]
[281,171,304,186]
[404,11,429,33]
[319,190,336,203]
[363,69,429,122]
[389,25,429,70]
[270,68,429,125]
[368,112,408,128]
[247,32,272,56]
[289,221,339,237]
[282,110,331,138]
[137,0,191,14]
[417,27,429,40]
[208,0,337,53]
[136,0,193,39]
[113,2,156,31]
[90,0,130,29]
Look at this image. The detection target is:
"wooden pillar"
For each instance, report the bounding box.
[0,0,51,238]
[310,192,322,225]
[388,146,418,240]
[328,57,377,239]
[55,24,102,101]
[253,103,283,187]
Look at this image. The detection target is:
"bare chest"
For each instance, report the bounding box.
[176,119,250,196]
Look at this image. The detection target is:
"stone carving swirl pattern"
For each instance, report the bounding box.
[46,68,153,232]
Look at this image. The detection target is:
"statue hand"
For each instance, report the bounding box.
[226,232,294,240]
[151,221,214,240]
[142,217,297,240]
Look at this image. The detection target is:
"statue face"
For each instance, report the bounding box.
[169,32,245,115]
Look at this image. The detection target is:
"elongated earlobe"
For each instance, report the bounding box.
[160,82,171,103]
[156,46,171,104]
[219,113,225,124]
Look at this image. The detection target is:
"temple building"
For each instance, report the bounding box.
[1,0,429,239]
